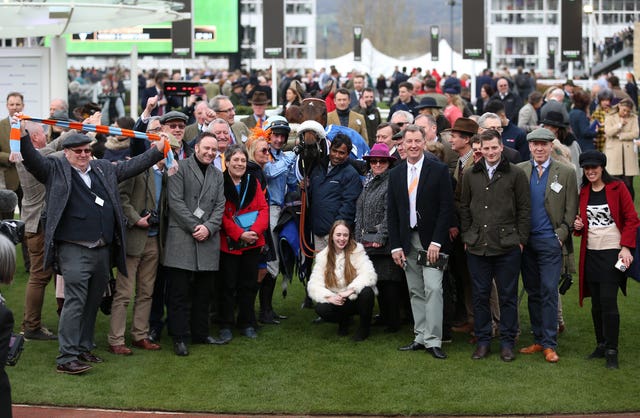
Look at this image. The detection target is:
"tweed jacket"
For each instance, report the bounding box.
[19,134,164,275]
[162,154,225,271]
[517,103,539,133]
[460,157,531,256]
[240,114,265,131]
[0,117,19,191]
[326,110,369,144]
[231,121,250,144]
[516,159,578,243]
[307,243,377,303]
[183,122,200,145]
[355,170,391,255]
[118,167,160,257]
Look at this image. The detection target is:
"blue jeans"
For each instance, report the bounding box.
[467,248,521,348]
[521,236,563,349]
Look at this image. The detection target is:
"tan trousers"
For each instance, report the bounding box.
[22,225,54,331]
[108,236,159,345]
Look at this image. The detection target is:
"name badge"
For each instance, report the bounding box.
[193,207,205,218]
[550,182,563,193]
[368,114,376,120]
[94,196,104,207]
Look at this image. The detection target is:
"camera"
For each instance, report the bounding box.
[140,209,160,227]
[559,272,573,295]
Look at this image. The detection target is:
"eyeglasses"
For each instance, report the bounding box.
[396,122,407,127]
[69,148,92,155]
[167,123,186,130]
[147,127,161,133]
[258,148,269,154]
[484,126,503,133]
[369,159,389,165]
[217,107,235,113]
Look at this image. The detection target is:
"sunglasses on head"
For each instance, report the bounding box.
[69,148,92,155]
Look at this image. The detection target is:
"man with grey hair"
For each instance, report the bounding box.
[184,101,216,144]
[210,95,249,144]
[390,110,414,127]
[540,88,570,126]
[477,113,520,164]
[491,77,523,125]
[206,118,232,172]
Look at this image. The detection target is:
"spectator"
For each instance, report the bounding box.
[518,91,543,133]
[603,98,639,199]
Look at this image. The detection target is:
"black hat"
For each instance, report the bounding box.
[159,111,188,124]
[541,111,568,128]
[579,150,607,168]
[414,97,442,110]
[62,133,92,148]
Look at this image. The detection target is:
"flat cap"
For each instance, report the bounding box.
[527,128,555,142]
[159,111,188,124]
[62,133,92,148]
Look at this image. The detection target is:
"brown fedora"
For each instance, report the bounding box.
[249,91,270,105]
[444,117,478,136]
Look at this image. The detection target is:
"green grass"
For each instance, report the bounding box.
[3,239,640,415]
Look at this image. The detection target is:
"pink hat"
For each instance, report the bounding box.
[363,143,396,161]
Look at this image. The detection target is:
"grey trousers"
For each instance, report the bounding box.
[405,231,444,348]
[56,243,110,365]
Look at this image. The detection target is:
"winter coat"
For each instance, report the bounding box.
[355,170,391,256]
[603,111,640,176]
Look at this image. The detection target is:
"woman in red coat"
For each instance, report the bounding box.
[218,144,269,341]
[573,150,640,369]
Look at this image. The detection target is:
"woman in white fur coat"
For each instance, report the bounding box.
[307,220,377,341]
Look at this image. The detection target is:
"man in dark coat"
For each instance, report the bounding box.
[17,118,165,375]
[491,77,523,125]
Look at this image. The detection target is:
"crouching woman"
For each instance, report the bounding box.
[307,220,377,341]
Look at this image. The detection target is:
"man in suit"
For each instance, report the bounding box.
[388,124,454,360]
[210,95,250,144]
[491,77,524,125]
[415,114,458,173]
[16,119,165,375]
[0,92,24,219]
[140,72,180,117]
[460,129,530,362]
[349,74,366,109]
[107,134,181,355]
[162,132,226,356]
[516,128,577,363]
[240,91,270,130]
[327,88,369,144]
[351,87,381,147]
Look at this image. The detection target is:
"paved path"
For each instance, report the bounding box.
[12,405,640,418]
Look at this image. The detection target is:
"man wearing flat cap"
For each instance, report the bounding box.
[15,115,166,375]
[516,128,577,363]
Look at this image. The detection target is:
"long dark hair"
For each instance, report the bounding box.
[580,166,616,188]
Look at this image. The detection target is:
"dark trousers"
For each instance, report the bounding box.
[165,267,214,342]
[521,236,563,349]
[219,248,260,330]
[149,264,169,335]
[315,286,375,331]
[449,235,472,324]
[467,247,521,348]
[56,243,110,364]
[588,280,620,351]
[377,281,401,330]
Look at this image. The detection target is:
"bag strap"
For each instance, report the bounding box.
[235,174,251,216]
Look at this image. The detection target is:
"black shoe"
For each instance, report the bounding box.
[337,322,350,336]
[605,349,619,369]
[56,360,91,375]
[312,316,324,324]
[218,328,233,343]
[173,341,189,356]
[426,346,448,359]
[78,352,103,363]
[587,344,606,359]
[472,345,491,360]
[274,312,288,320]
[351,327,369,342]
[193,335,226,345]
[259,312,281,325]
[148,328,161,344]
[24,327,57,341]
[500,347,515,362]
[398,341,425,351]
[241,327,258,339]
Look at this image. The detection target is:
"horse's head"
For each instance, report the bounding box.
[297,120,328,176]
[300,98,327,128]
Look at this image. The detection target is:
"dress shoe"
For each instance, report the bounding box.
[259,316,280,325]
[442,330,453,343]
[519,343,544,354]
[587,344,606,359]
[426,347,448,359]
[132,338,161,350]
[558,323,566,333]
[398,341,425,351]
[108,344,133,355]
[273,311,287,320]
[24,327,57,341]
[452,322,474,334]
[173,341,189,356]
[148,328,161,344]
[605,349,619,369]
[500,347,515,362]
[351,327,369,342]
[78,352,103,363]
[193,335,226,345]
[56,360,92,375]
[219,328,233,343]
[468,335,478,345]
[543,348,559,363]
[471,345,490,360]
[241,327,258,339]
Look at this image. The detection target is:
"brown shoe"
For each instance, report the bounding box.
[78,351,104,363]
[108,344,133,356]
[558,323,566,333]
[132,338,161,351]
[543,348,559,363]
[56,360,92,375]
[500,347,516,362]
[452,322,474,333]
[471,345,490,360]
[519,343,544,354]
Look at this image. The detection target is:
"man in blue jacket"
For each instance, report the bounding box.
[308,134,362,251]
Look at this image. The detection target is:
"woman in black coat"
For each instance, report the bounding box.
[0,232,17,417]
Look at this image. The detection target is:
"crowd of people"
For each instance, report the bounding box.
[0,64,639,404]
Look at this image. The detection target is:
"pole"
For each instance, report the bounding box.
[130,45,139,119]
[271,59,278,107]
[449,0,455,73]
[588,13,594,77]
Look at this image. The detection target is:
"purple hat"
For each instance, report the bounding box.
[363,143,396,161]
